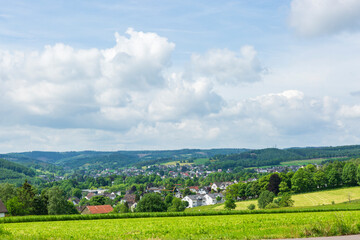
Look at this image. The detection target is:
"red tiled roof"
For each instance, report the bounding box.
[189,186,199,190]
[87,205,113,214]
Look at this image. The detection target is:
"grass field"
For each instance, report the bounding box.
[280,158,326,166]
[195,186,360,211]
[161,161,192,166]
[193,158,209,165]
[2,211,360,239]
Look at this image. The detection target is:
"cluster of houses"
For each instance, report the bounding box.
[180,182,235,208]
[0,181,241,217]
[255,165,306,174]
[80,163,222,180]
[74,181,238,215]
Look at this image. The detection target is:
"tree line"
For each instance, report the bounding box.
[0,180,77,216]
[224,159,360,209]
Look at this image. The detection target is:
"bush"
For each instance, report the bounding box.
[265,203,279,209]
[247,204,255,210]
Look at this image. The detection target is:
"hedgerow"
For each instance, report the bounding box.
[1,205,360,224]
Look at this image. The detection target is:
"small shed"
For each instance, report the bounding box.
[0,199,8,217]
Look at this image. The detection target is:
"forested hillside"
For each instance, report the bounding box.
[3,148,247,171]
[208,145,360,170]
[0,158,38,185]
[3,145,360,173]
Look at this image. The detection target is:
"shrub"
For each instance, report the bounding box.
[265,203,279,209]
[247,204,255,210]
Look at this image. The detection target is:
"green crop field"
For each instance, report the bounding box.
[280,158,326,166]
[205,186,360,211]
[161,161,192,166]
[2,211,360,239]
[193,158,209,165]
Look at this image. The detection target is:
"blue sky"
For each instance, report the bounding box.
[1,0,360,152]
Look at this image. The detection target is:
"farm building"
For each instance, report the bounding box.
[81,205,113,215]
[0,199,8,217]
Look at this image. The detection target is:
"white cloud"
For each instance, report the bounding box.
[338,105,360,119]
[190,46,265,85]
[1,28,360,152]
[289,0,360,36]
[148,73,223,121]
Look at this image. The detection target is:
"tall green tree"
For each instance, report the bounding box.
[291,168,314,193]
[258,190,274,209]
[224,194,236,210]
[342,162,357,186]
[113,202,129,213]
[46,187,77,215]
[0,183,17,204]
[6,197,27,216]
[167,198,187,212]
[136,193,166,212]
[278,193,294,207]
[313,170,327,189]
[278,181,290,195]
[17,180,36,213]
[267,174,281,195]
[88,195,106,206]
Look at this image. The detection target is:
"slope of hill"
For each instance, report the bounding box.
[0,158,38,185]
[184,186,360,212]
[3,148,248,171]
[208,145,360,170]
[3,145,360,173]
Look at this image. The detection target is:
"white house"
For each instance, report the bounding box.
[198,187,209,195]
[204,193,224,206]
[147,187,164,194]
[0,199,8,217]
[211,182,234,192]
[182,195,205,208]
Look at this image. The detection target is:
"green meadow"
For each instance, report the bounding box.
[2,211,360,239]
[183,186,360,211]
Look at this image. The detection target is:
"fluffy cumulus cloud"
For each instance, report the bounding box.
[1,28,360,151]
[190,46,265,84]
[289,0,360,36]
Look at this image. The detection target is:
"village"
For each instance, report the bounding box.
[65,181,236,215]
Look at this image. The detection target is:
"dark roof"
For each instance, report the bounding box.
[76,206,86,213]
[206,193,224,199]
[0,199,8,213]
[123,194,136,205]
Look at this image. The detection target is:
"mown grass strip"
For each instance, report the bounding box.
[2,205,360,224]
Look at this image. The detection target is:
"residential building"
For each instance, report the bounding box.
[0,199,8,217]
[204,193,224,205]
[182,195,205,208]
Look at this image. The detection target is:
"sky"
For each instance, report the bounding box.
[1,0,360,153]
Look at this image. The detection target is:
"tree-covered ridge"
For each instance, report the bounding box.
[0,158,35,177]
[208,145,360,170]
[210,148,301,169]
[3,148,248,170]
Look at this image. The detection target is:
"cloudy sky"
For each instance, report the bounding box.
[1,0,360,153]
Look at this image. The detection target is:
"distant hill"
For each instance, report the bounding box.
[0,158,38,185]
[3,145,360,173]
[2,148,248,171]
[208,145,360,169]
